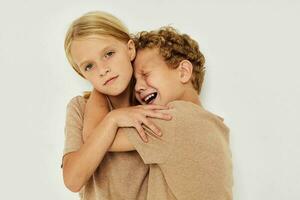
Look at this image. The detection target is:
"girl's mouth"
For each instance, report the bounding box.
[104,75,119,85]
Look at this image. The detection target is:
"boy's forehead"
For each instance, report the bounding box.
[134,48,160,71]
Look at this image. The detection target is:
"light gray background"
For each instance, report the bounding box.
[0,0,299,199]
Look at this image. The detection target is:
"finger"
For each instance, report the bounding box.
[139,104,170,110]
[144,110,172,120]
[141,118,162,137]
[135,122,148,142]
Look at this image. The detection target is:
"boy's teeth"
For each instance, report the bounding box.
[145,93,154,102]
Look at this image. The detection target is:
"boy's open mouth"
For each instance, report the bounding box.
[142,92,158,104]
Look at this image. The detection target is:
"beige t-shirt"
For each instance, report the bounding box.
[124,100,233,200]
[61,96,149,200]
[62,96,233,200]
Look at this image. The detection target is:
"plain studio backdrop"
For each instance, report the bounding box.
[0,0,299,199]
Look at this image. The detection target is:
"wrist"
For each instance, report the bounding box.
[105,111,118,128]
[88,114,118,141]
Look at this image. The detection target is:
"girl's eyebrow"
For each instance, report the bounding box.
[78,45,116,67]
[79,60,90,68]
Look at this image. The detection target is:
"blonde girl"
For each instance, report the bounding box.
[61,11,172,199]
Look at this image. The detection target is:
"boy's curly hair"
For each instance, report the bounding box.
[133,26,206,94]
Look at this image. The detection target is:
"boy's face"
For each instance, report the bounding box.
[70,35,135,96]
[134,48,184,105]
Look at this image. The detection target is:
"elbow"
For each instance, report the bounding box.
[63,175,84,193]
[62,154,85,193]
[63,166,85,193]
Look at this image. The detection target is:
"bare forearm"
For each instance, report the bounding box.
[82,105,108,142]
[82,89,109,142]
[108,128,135,152]
[63,116,118,192]
[83,113,135,152]
[83,103,135,152]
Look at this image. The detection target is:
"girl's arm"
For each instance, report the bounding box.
[82,88,109,142]
[82,88,168,151]
[63,99,172,192]
[82,89,135,151]
[63,115,118,192]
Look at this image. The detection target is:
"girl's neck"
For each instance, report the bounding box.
[107,85,131,109]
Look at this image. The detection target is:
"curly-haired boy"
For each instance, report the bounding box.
[122,26,233,199]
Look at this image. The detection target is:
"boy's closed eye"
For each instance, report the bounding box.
[142,72,150,78]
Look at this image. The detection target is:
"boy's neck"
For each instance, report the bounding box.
[180,87,202,107]
[108,86,131,109]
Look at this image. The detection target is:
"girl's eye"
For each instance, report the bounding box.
[104,51,115,58]
[84,64,93,71]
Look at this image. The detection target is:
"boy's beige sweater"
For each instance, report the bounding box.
[62,96,233,200]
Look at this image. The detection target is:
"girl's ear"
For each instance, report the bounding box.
[127,39,136,61]
[177,60,193,83]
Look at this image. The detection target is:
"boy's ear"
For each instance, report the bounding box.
[177,60,193,83]
[127,39,136,61]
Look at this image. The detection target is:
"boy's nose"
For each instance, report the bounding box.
[135,78,147,92]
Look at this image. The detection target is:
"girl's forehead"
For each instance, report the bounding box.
[74,35,123,45]
[71,35,125,57]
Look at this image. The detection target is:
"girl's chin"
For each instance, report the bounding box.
[100,85,129,96]
[106,91,123,97]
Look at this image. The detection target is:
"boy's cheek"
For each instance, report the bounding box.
[135,97,143,105]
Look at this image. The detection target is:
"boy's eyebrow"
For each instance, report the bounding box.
[133,68,143,77]
[78,45,115,67]
[135,68,145,74]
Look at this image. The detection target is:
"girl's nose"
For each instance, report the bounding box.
[98,67,111,77]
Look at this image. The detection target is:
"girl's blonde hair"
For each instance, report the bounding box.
[64,11,136,102]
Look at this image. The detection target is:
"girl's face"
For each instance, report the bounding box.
[70,35,135,96]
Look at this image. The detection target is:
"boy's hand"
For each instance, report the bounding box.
[107,105,172,142]
[83,88,109,142]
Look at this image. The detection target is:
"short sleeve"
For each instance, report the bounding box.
[125,115,177,164]
[61,96,86,168]
[156,101,233,199]
[126,101,233,199]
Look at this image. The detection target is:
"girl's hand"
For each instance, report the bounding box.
[107,105,172,142]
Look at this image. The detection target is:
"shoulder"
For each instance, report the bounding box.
[67,95,87,106]
[66,95,88,116]
[167,100,226,123]
[167,100,230,137]
[167,100,213,119]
